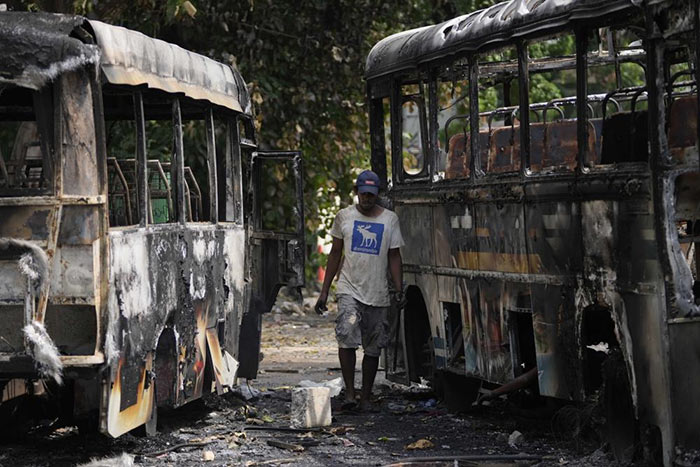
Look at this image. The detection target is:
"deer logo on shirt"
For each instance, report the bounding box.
[356,224,378,248]
[351,221,384,255]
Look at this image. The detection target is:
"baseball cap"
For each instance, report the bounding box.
[355,170,380,195]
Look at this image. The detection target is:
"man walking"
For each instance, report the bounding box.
[314,170,404,411]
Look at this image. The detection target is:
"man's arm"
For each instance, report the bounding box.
[388,247,403,295]
[314,237,344,313]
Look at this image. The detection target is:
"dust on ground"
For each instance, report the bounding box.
[0,294,615,467]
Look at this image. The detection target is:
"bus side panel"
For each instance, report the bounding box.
[105,225,241,437]
[472,279,513,382]
[395,205,433,266]
[531,283,578,400]
[524,193,581,275]
[526,197,581,400]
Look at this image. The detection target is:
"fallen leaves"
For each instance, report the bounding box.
[405,438,435,450]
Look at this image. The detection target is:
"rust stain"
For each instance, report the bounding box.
[456,251,542,274]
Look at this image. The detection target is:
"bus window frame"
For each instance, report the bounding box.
[125,93,228,227]
[392,78,431,184]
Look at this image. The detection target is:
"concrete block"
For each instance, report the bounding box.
[290,387,332,428]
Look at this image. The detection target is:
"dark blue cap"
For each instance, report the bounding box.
[355,170,380,195]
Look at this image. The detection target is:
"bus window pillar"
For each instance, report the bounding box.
[390,79,403,184]
[428,72,439,181]
[575,28,589,173]
[134,92,149,227]
[517,40,531,175]
[468,58,482,178]
[368,93,388,188]
[205,108,218,223]
[172,99,186,224]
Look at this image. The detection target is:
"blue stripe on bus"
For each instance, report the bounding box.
[432,336,445,349]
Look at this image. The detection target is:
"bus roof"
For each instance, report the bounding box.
[0,12,250,114]
[365,0,639,81]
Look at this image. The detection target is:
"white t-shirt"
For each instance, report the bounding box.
[330,205,404,307]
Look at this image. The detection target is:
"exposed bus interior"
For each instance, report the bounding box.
[0,85,54,196]
[433,27,650,180]
[103,88,215,227]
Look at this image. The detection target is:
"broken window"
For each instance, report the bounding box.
[181,118,208,222]
[478,45,522,174]
[588,28,648,167]
[399,82,428,179]
[214,117,242,224]
[105,106,138,227]
[0,85,54,196]
[435,62,471,181]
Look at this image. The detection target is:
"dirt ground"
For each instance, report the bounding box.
[0,295,618,467]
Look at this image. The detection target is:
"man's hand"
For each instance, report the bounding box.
[392,290,407,309]
[314,292,328,315]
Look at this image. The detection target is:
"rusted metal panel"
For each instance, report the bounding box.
[395,205,434,266]
[58,206,100,245]
[49,245,96,301]
[0,206,53,240]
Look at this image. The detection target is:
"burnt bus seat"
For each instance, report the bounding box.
[446,118,599,177]
[668,96,698,164]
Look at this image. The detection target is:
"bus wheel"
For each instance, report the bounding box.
[603,348,637,462]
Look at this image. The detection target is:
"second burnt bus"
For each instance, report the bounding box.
[365,0,699,465]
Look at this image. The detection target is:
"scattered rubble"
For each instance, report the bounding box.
[1,297,610,466]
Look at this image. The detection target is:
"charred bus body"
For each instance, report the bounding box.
[366,0,699,464]
[0,13,304,437]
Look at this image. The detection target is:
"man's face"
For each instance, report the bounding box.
[357,189,378,213]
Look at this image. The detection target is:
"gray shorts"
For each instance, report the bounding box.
[335,294,389,358]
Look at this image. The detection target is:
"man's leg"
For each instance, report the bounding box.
[338,348,357,403]
[358,305,389,410]
[360,354,379,409]
[335,295,362,406]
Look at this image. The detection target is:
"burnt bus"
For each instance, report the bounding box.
[365,0,699,464]
[0,13,304,436]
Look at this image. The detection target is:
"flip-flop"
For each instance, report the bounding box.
[341,401,358,411]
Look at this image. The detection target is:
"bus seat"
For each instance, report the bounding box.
[543,120,579,170]
[487,126,521,173]
[668,96,698,163]
[446,132,471,179]
[529,122,545,172]
[600,111,648,164]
